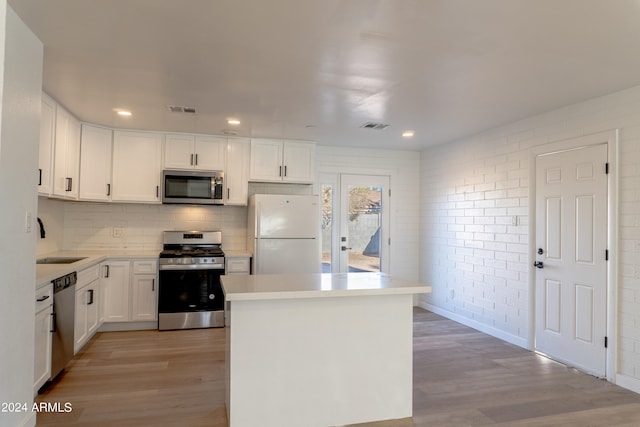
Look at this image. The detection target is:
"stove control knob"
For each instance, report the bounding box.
[209,294,215,300]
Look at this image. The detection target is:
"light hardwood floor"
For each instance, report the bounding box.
[36,308,640,426]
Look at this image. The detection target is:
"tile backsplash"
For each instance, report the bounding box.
[39,183,313,253]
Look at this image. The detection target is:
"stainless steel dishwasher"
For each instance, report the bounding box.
[50,271,76,379]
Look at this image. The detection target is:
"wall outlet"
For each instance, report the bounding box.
[112,227,124,238]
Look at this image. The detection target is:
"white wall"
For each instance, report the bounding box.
[317,145,420,280]
[0,4,43,427]
[419,84,640,391]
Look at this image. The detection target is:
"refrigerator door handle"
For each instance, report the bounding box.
[255,202,261,273]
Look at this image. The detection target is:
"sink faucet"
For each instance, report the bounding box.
[37,217,46,238]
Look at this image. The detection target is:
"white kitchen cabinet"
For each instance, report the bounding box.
[225,138,250,205]
[38,93,56,196]
[112,131,162,203]
[52,105,81,198]
[75,264,101,354]
[79,124,113,201]
[225,256,251,275]
[101,261,131,322]
[249,139,315,183]
[131,260,158,321]
[34,286,53,394]
[164,133,226,171]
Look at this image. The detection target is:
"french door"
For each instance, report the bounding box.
[320,174,390,273]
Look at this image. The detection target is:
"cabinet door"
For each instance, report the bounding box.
[131,274,157,321]
[53,106,81,199]
[86,281,100,335]
[79,124,113,201]
[74,286,88,354]
[282,141,315,183]
[164,134,195,169]
[249,139,283,181]
[38,93,56,196]
[225,138,250,205]
[101,261,131,322]
[195,136,226,171]
[34,306,52,393]
[112,131,162,203]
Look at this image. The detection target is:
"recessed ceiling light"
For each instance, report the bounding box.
[402,130,415,138]
[117,110,132,116]
[227,118,240,125]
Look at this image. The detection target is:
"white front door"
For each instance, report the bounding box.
[534,143,608,376]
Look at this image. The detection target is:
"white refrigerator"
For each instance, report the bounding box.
[248,194,320,274]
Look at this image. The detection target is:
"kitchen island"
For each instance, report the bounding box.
[221,273,431,427]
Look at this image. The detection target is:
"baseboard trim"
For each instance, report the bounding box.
[419,302,529,349]
[98,321,157,332]
[614,373,640,394]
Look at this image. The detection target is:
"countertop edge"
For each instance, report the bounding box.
[224,286,432,302]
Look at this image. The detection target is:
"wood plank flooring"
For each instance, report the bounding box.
[36,308,640,426]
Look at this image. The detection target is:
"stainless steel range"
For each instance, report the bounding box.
[158,231,225,330]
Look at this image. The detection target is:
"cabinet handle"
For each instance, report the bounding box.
[106,183,111,196]
[104,265,110,278]
[190,154,194,165]
[38,168,42,186]
[152,279,155,292]
[195,154,198,166]
[36,295,50,302]
[87,289,94,305]
[50,312,57,333]
[156,185,160,198]
[284,165,287,177]
[227,188,230,199]
[279,166,282,177]
[65,177,72,191]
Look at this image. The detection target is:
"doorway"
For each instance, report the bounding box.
[533,138,611,377]
[320,174,390,273]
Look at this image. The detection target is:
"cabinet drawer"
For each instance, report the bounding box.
[35,286,53,312]
[226,257,250,274]
[133,260,158,274]
[77,264,100,287]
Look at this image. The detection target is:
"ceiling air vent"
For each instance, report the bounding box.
[168,105,197,114]
[360,122,389,130]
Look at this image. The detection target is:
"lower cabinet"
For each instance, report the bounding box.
[75,264,102,354]
[101,259,157,325]
[34,286,53,394]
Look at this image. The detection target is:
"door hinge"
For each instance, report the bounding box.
[388,237,391,245]
[605,162,609,174]
[389,188,391,197]
[605,249,609,261]
[604,336,608,348]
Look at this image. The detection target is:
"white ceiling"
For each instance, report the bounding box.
[10,0,640,150]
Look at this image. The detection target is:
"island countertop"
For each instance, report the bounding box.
[221,272,431,301]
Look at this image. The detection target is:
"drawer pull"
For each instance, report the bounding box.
[36,295,50,302]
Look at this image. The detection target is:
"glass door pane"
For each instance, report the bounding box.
[321,183,333,273]
[339,174,389,273]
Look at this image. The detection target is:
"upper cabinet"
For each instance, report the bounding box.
[79,124,113,202]
[164,134,226,171]
[112,131,162,203]
[249,139,315,183]
[52,105,81,199]
[225,138,250,205]
[38,93,56,196]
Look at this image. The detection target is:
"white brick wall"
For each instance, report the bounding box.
[420,84,640,388]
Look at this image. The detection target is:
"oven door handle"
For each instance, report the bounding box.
[159,264,224,271]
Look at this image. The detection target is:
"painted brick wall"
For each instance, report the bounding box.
[420,84,640,389]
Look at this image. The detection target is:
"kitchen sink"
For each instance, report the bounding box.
[36,257,87,265]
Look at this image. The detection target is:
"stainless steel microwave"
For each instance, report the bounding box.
[162,170,224,205]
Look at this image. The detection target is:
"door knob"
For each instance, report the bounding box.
[533,261,544,269]
[341,246,352,251]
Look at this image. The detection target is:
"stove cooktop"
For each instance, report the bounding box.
[159,248,224,258]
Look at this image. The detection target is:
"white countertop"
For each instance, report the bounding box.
[36,250,159,287]
[221,272,431,301]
